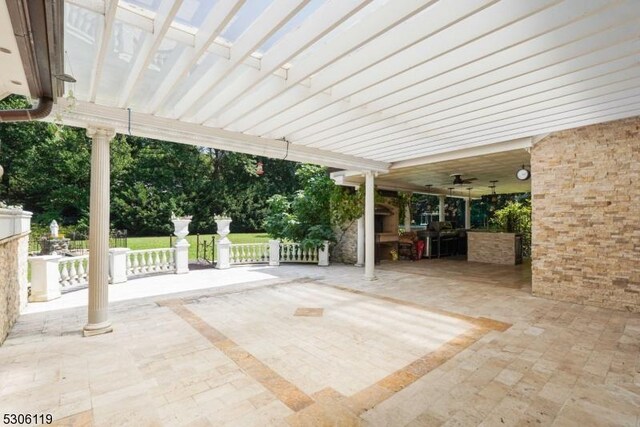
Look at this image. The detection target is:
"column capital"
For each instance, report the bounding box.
[86,126,116,140]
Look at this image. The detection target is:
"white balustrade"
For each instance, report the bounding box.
[127,248,175,277]
[230,243,270,265]
[280,242,319,263]
[58,255,89,288]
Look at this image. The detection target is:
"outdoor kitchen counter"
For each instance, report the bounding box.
[467,231,522,265]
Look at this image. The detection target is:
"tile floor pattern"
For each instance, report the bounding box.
[0,260,638,426]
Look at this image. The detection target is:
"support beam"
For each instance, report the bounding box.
[438,195,445,222]
[465,198,471,229]
[53,100,390,172]
[364,171,376,281]
[84,126,115,337]
[356,216,364,267]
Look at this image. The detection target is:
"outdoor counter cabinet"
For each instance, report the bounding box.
[467,231,523,265]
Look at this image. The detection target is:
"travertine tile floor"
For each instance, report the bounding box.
[1,259,639,426]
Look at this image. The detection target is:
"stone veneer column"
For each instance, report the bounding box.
[355,216,364,267]
[438,195,445,222]
[84,126,115,337]
[364,171,376,281]
[531,116,640,312]
[404,193,412,231]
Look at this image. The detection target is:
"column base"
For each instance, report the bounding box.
[364,275,377,281]
[29,292,61,302]
[83,321,113,337]
[354,263,364,267]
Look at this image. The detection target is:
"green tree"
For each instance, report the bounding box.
[491,201,532,256]
[263,164,365,249]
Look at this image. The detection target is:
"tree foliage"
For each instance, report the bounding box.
[491,200,532,256]
[263,165,364,249]
[0,96,300,235]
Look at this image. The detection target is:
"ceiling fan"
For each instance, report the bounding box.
[449,173,477,185]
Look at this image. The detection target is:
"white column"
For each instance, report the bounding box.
[355,216,364,267]
[216,240,231,269]
[269,240,280,266]
[84,126,115,337]
[465,198,472,229]
[109,248,129,284]
[403,193,412,231]
[364,171,376,281]
[438,195,446,222]
[29,255,62,302]
[318,241,329,266]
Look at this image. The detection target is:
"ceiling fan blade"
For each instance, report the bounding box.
[462,177,478,183]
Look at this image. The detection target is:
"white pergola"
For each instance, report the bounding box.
[3,0,640,335]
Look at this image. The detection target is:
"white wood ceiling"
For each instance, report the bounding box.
[61,0,640,170]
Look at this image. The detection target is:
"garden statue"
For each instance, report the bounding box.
[49,220,59,238]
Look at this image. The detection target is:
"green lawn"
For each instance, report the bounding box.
[126,233,270,261]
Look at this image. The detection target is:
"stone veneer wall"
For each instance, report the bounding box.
[331,220,358,264]
[531,116,640,312]
[0,233,29,344]
[467,232,519,265]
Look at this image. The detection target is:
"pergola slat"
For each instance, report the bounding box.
[87,0,118,103]
[146,0,247,114]
[249,0,612,139]
[384,104,640,162]
[189,0,373,124]
[60,0,640,167]
[297,1,640,148]
[333,72,640,154]
[167,0,312,120]
[213,0,441,129]
[116,0,184,108]
[339,40,640,157]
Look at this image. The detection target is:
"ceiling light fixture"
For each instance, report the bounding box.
[0,47,11,54]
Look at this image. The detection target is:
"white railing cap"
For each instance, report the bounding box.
[28,255,63,262]
[109,247,130,253]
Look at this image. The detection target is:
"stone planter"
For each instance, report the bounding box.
[215,218,232,270]
[171,218,191,245]
[215,219,232,243]
[171,217,191,274]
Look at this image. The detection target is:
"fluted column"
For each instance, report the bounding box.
[84,126,115,337]
[438,195,446,222]
[364,171,376,281]
[465,197,472,229]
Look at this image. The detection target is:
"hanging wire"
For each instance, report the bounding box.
[280,137,290,160]
[64,50,75,80]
